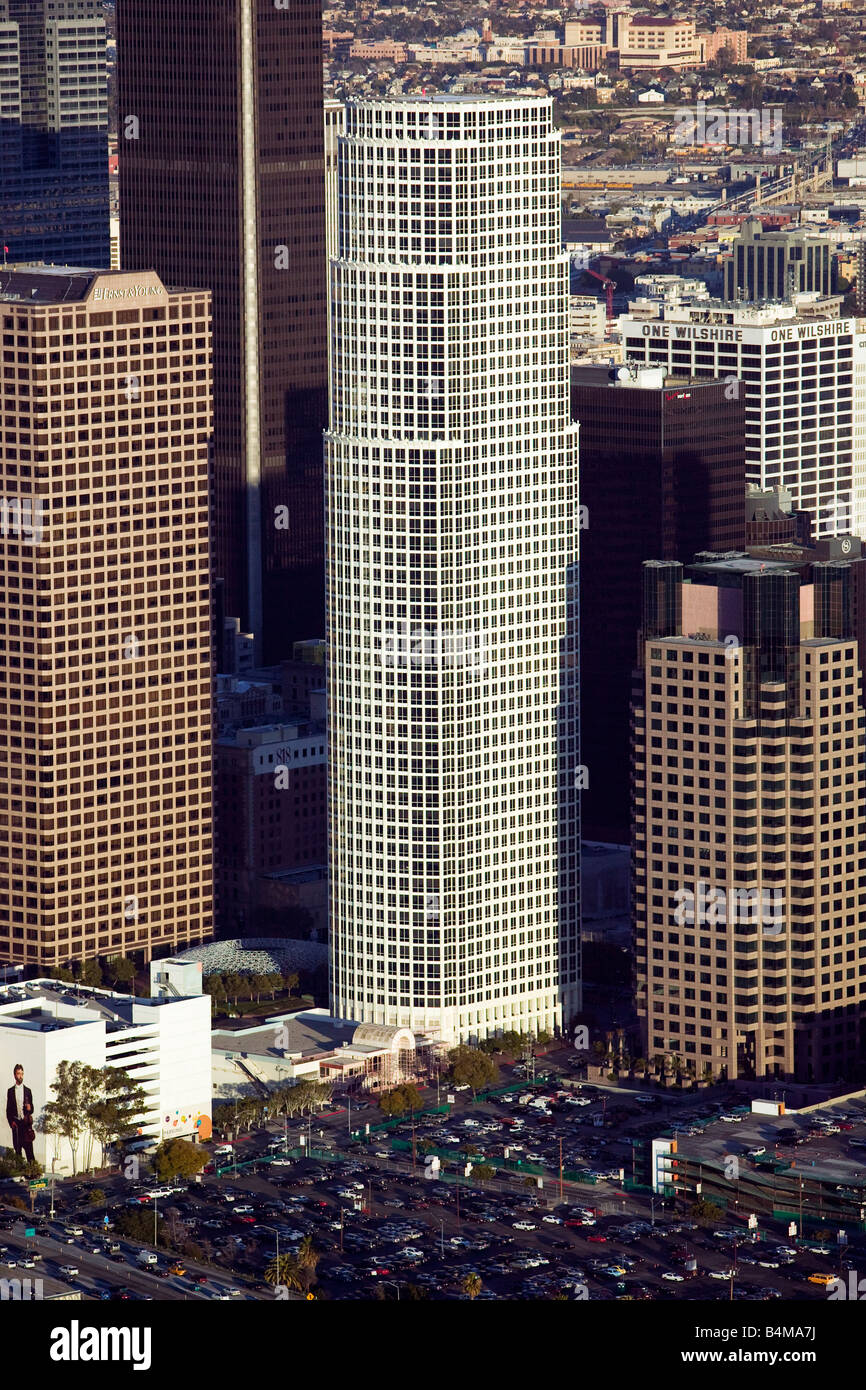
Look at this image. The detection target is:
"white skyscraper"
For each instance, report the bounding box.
[620,297,866,539]
[326,94,580,1044]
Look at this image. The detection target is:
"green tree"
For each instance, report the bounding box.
[223,973,243,1005]
[691,1198,723,1224]
[41,1060,102,1174]
[379,1083,423,1118]
[86,1066,149,1169]
[203,974,227,1016]
[448,1045,498,1096]
[234,975,253,1003]
[460,1272,482,1300]
[77,958,104,988]
[49,966,75,984]
[114,1207,170,1247]
[0,1148,40,1179]
[88,1188,106,1206]
[472,1163,495,1184]
[106,956,136,991]
[296,1235,320,1291]
[153,1137,208,1181]
[250,973,271,1004]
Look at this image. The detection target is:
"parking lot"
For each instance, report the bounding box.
[11,1047,866,1301]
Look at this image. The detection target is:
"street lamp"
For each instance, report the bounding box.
[383,1280,401,1301]
[260,1224,280,1277]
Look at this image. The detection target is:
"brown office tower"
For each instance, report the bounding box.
[116,0,328,664]
[571,364,745,843]
[633,548,866,1083]
[0,265,214,968]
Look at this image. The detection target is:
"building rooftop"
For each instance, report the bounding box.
[348,91,550,106]
[0,979,188,1031]
[212,1011,356,1059]
[685,537,863,580]
[659,1103,866,1189]
[0,265,197,304]
[686,552,798,577]
[624,294,848,325]
[0,266,101,303]
[572,364,731,391]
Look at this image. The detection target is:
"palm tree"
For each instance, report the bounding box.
[265,1253,305,1293]
[460,1273,482,1301]
[296,1235,320,1291]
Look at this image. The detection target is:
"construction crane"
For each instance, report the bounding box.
[582,266,616,322]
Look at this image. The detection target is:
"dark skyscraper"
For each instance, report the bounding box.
[117,0,328,663]
[0,0,110,265]
[571,364,745,843]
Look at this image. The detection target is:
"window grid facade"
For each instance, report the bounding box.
[633,561,866,1083]
[0,267,214,968]
[327,94,580,1043]
[621,307,866,540]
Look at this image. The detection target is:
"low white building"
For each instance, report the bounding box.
[211,1009,428,1099]
[838,155,866,186]
[570,293,607,340]
[630,273,712,309]
[0,977,212,1173]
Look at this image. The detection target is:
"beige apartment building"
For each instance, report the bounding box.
[633,546,866,1084]
[0,265,214,968]
[618,16,700,70]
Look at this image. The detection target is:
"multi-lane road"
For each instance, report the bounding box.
[0,1217,260,1302]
